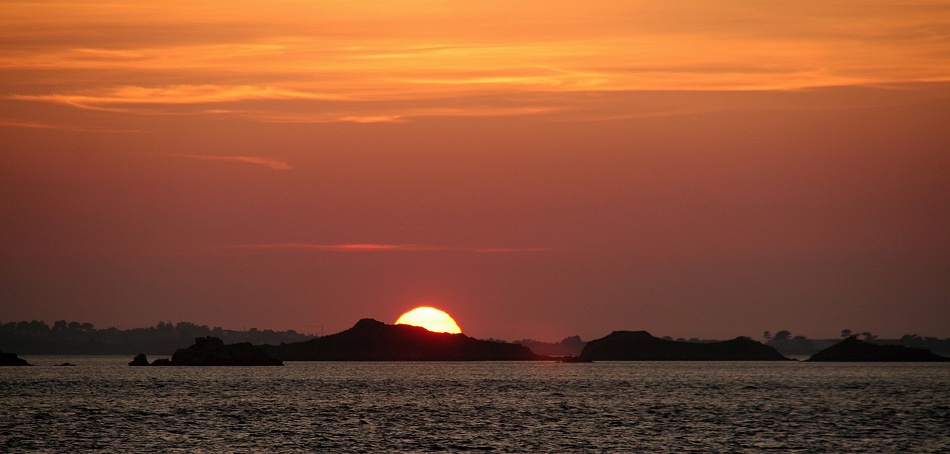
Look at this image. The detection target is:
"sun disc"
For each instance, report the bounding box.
[395,306,462,334]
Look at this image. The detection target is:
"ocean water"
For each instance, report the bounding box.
[2,357,948,452]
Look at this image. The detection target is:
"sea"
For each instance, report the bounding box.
[2,357,948,452]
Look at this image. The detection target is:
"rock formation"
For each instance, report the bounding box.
[169,337,283,366]
[576,331,789,361]
[807,336,950,362]
[0,350,31,366]
[129,353,150,366]
[264,318,544,361]
[128,337,283,366]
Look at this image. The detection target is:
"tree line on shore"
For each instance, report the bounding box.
[0,320,316,355]
[763,329,950,356]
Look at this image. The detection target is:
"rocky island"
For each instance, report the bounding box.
[130,336,283,366]
[807,336,950,362]
[574,331,789,361]
[1,350,31,366]
[263,318,544,361]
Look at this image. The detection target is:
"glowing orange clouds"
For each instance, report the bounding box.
[2,0,948,126]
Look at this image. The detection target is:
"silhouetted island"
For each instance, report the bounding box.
[129,337,283,366]
[807,336,950,362]
[575,331,789,361]
[263,319,544,361]
[1,350,32,366]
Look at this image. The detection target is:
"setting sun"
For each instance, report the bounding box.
[395,307,462,334]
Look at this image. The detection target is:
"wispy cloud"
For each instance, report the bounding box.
[3,0,949,123]
[218,243,548,253]
[10,85,341,111]
[253,113,406,124]
[172,154,291,170]
[0,119,146,133]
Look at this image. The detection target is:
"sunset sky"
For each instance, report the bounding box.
[2,0,949,341]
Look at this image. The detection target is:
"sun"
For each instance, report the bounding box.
[395,306,462,334]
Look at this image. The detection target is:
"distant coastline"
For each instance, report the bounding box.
[0,321,314,355]
[765,334,950,357]
[117,324,945,364]
[2,319,949,358]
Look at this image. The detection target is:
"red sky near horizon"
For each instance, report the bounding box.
[2,0,949,341]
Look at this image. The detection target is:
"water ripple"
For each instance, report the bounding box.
[2,359,948,452]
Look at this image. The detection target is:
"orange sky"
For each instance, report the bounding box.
[2,1,949,341]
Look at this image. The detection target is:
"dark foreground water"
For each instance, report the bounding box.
[2,358,948,452]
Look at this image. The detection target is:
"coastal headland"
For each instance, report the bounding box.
[262,318,543,361]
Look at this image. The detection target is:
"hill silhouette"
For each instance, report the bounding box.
[807,336,950,362]
[263,319,543,361]
[577,331,789,361]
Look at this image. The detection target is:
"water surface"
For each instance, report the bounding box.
[3,357,948,452]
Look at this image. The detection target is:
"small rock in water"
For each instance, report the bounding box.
[128,353,150,366]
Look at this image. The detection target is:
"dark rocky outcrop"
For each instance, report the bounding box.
[0,350,32,366]
[263,318,545,361]
[576,331,789,361]
[129,353,150,366]
[169,337,282,366]
[807,336,950,362]
[128,337,282,366]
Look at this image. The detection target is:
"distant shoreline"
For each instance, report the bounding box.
[3,320,949,357]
